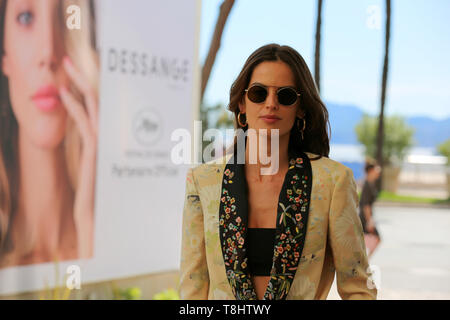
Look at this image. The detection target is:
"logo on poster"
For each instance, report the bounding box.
[133,108,163,146]
[107,48,190,84]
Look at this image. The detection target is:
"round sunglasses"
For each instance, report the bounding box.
[244,84,301,106]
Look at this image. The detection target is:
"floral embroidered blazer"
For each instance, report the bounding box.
[179,148,377,300]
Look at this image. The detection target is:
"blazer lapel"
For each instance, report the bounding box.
[264,151,312,300]
[219,152,257,300]
[218,146,313,300]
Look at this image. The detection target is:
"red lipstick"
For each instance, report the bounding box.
[32,85,61,112]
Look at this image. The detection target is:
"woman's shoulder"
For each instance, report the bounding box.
[304,152,355,184]
[188,152,354,186]
[188,153,232,184]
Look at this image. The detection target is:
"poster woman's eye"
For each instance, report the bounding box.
[17,11,34,26]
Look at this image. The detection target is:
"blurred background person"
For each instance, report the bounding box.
[359,159,382,259]
[0,0,99,269]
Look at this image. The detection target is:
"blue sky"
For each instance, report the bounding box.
[199,0,450,120]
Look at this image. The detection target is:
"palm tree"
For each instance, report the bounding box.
[375,0,391,191]
[314,0,324,93]
[201,0,235,101]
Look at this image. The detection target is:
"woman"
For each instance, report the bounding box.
[179,44,376,300]
[359,160,382,258]
[0,0,99,268]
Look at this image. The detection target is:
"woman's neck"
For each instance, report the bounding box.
[13,131,74,259]
[244,132,290,180]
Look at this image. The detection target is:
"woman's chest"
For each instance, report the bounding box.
[246,179,284,228]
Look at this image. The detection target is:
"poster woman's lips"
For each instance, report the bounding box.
[32,85,61,111]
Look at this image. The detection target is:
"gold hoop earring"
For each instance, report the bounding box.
[297,117,306,140]
[237,112,247,127]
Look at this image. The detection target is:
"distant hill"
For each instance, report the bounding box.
[406,116,450,148]
[326,102,450,150]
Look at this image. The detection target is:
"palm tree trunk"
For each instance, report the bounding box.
[314,0,324,93]
[201,0,235,101]
[375,0,391,191]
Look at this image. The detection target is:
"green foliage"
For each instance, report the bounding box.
[215,109,235,129]
[199,103,234,161]
[437,139,450,166]
[377,191,449,205]
[200,103,234,131]
[152,288,180,300]
[355,114,415,165]
[111,283,142,300]
[39,260,72,300]
[200,103,222,133]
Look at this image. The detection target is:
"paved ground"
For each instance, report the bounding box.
[327,204,450,300]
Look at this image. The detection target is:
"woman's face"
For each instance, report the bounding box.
[368,165,381,181]
[2,0,69,149]
[239,60,304,138]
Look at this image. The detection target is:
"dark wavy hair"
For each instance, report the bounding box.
[228,43,330,159]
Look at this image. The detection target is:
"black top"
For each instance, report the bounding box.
[246,228,275,276]
[359,179,380,236]
[359,180,377,216]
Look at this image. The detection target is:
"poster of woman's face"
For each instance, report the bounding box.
[0,0,198,296]
[0,0,99,269]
